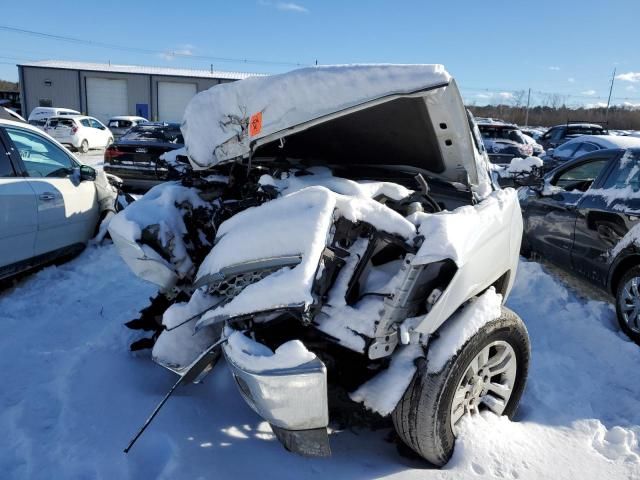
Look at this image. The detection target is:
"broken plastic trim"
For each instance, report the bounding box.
[270,425,331,457]
[124,334,234,454]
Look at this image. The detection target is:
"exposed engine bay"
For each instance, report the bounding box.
[114,157,455,365]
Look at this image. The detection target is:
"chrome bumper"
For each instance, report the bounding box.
[222,344,331,456]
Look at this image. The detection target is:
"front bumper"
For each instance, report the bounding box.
[222,343,331,456]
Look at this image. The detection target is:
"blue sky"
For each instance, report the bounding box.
[1,0,639,106]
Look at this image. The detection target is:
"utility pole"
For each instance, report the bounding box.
[524,88,531,126]
[605,67,617,122]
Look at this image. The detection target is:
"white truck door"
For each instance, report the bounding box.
[4,126,99,256]
[0,132,37,269]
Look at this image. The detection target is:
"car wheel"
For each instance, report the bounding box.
[392,306,530,466]
[615,266,640,345]
[79,139,89,153]
[520,236,532,258]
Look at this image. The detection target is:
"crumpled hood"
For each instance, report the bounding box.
[182,64,451,168]
[181,64,493,200]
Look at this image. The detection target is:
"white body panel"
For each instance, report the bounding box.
[412,189,522,335]
[27,177,99,255]
[0,178,38,265]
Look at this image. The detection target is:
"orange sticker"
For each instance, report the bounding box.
[249,111,262,137]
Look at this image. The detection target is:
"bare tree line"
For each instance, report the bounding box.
[468,90,640,130]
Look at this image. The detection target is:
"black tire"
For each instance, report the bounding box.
[392,306,530,466]
[615,266,640,345]
[79,139,89,153]
[519,235,532,259]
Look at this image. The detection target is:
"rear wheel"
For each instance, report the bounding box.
[79,139,89,153]
[392,307,530,466]
[615,266,640,345]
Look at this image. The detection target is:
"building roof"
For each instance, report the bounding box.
[18,60,262,80]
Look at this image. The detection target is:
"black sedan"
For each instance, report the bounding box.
[104,122,183,190]
[520,147,640,344]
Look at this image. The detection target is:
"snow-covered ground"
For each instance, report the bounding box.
[0,245,638,479]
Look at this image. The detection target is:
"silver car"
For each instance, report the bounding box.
[0,119,116,280]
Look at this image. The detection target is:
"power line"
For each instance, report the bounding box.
[0,24,309,68]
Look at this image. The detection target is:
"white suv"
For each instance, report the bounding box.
[44,115,113,153]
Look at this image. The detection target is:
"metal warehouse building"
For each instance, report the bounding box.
[18,60,258,123]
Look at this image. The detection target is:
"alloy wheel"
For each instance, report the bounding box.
[450,340,517,435]
[619,276,640,334]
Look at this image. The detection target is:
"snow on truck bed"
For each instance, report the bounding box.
[182,64,450,168]
[1,246,638,479]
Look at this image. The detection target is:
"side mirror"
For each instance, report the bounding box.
[79,164,96,182]
[547,148,555,157]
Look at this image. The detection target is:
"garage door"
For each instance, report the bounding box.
[158,82,197,122]
[86,78,128,123]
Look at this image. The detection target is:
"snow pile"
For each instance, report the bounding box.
[349,344,424,415]
[224,329,316,372]
[427,288,503,373]
[182,64,451,168]
[263,166,413,201]
[158,146,187,164]
[449,414,637,480]
[108,182,208,278]
[196,185,415,328]
[3,245,640,478]
[411,189,517,267]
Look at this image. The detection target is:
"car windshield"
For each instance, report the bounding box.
[47,118,75,128]
[567,127,605,136]
[603,151,640,191]
[479,126,524,143]
[121,125,183,143]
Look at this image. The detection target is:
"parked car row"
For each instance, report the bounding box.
[44,115,113,153]
[538,122,608,150]
[27,107,150,152]
[541,134,640,171]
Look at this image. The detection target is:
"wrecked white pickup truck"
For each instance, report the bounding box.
[109,64,530,466]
